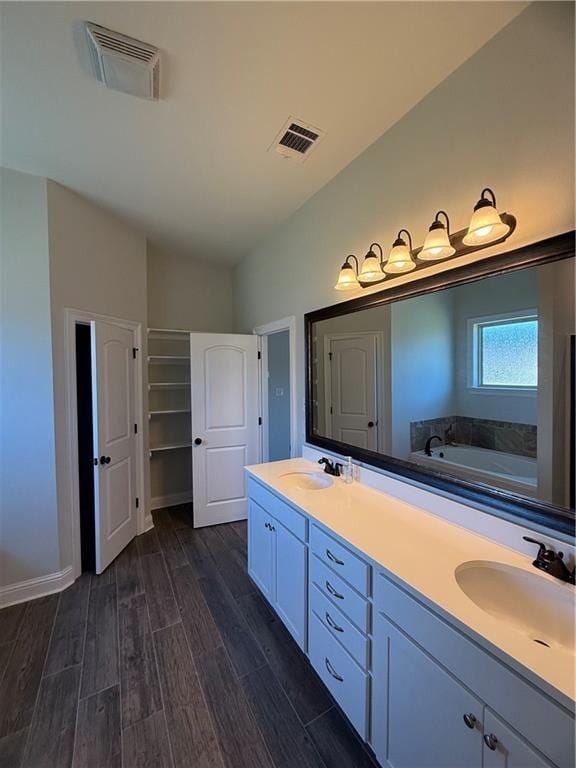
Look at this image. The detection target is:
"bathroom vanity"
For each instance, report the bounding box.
[246,458,575,768]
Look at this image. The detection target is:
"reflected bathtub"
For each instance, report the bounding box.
[410,444,537,496]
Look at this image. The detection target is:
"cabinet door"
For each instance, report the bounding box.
[248,500,274,601]
[372,612,483,768]
[483,710,553,768]
[273,521,307,650]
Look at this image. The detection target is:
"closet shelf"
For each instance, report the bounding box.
[148,355,189,364]
[148,382,190,390]
[149,442,192,454]
[149,408,191,417]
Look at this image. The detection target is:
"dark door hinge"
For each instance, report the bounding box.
[258,416,262,426]
[328,352,333,361]
[134,423,138,434]
[330,406,333,414]
[257,351,261,360]
[132,347,138,359]
[136,497,139,509]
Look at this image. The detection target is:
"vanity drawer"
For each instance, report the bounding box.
[309,611,368,739]
[310,555,370,633]
[310,525,370,595]
[310,583,369,670]
[247,477,306,541]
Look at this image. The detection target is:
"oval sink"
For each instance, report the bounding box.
[279,471,333,491]
[455,560,575,654]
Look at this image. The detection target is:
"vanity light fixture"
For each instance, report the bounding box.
[463,188,511,246]
[419,210,456,261]
[383,229,416,274]
[334,255,360,291]
[359,243,384,282]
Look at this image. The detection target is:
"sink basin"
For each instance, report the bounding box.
[279,471,333,491]
[455,560,575,654]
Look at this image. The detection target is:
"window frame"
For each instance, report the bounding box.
[467,309,538,395]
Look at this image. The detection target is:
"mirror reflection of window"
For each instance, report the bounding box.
[310,258,575,511]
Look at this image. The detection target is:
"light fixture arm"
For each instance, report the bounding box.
[368,242,384,265]
[433,210,451,234]
[344,254,359,273]
[478,187,497,208]
[396,229,413,252]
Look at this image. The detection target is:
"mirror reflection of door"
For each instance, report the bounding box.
[326,333,379,450]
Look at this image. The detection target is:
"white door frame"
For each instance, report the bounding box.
[323,330,388,452]
[253,316,297,461]
[64,308,146,580]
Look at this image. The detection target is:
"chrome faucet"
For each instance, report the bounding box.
[523,536,575,584]
[424,435,443,456]
[318,457,342,477]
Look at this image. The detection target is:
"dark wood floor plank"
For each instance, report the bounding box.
[241,663,326,768]
[307,707,379,768]
[90,561,116,590]
[136,528,161,557]
[122,710,173,768]
[156,527,187,572]
[197,527,254,599]
[239,592,332,725]
[176,528,219,580]
[44,575,90,676]
[0,728,28,768]
[0,595,59,738]
[116,539,144,604]
[119,594,162,727]
[0,643,14,686]
[151,509,174,530]
[229,519,247,544]
[73,685,121,768]
[167,504,193,530]
[215,522,247,558]
[140,553,179,632]
[80,583,118,699]
[170,566,222,658]
[22,665,80,768]
[198,576,265,677]
[0,603,26,645]
[154,622,225,767]
[196,647,274,768]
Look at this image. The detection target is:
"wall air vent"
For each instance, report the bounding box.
[84,22,160,100]
[271,117,325,163]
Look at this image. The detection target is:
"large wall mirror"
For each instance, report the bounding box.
[305,232,575,535]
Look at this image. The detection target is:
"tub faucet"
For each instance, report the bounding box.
[424,435,443,456]
[523,536,575,584]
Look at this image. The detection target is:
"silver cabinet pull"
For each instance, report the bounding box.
[325,612,344,632]
[325,580,344,600]
[326,548,344,566]
[325,657,343,682]
[463,713,477,729]
[484,734,498,751]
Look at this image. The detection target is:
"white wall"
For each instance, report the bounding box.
[234,3,575,454]
[0,169,60,588]
[47,181,148,572]
[147,243,234,332]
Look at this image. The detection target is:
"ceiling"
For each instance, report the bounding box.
[0,2,526,264]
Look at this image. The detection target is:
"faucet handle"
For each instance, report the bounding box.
[523,536,548,559]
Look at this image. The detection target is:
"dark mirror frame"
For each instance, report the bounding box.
[305,230,576,537]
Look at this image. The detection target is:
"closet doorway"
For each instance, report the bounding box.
[66,310,145,578]
[254,317,297,462]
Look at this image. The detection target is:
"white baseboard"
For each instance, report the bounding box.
[143,513,155,532]
[150,491,193,511]
[0,565,74,609]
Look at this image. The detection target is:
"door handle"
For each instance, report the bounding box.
[99,456,111,465]
[194,438,202,446]
[368,421,375,428]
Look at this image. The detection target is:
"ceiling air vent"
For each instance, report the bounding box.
[271,118,325,163]
[84,22,160,100]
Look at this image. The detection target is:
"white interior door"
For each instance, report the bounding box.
[191,333,259,527]
[91,320,137,573]
[328,334,378,450]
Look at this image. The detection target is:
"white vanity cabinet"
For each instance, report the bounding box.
[247,478,307,650]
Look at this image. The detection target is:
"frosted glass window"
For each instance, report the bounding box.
[478,317,538,388]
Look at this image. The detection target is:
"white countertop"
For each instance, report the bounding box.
[246,458,575,710]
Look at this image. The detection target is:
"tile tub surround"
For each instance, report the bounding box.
[246,457,575,709]
[410,415,537,458]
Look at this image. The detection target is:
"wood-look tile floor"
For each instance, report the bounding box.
[0,505,379,768]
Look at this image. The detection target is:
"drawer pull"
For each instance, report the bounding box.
[325,611,344,633]
[326,548,344,566]
[463,713,477,729]
[484,734,498,751]
[325,657,344,682]
[325,580,344,600]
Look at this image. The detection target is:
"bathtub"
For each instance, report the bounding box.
[410,444,537,497]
